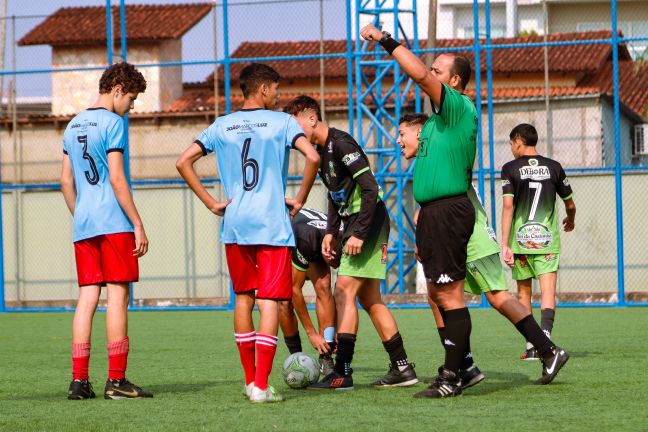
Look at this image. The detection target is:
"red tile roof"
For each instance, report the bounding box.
[18,3,212,47]
[580,60,648,119]
[429,30,631,74]
[206,30,629,84]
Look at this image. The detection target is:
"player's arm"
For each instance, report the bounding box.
[108,151,149,257]
[500,166,515,267]
[345,170,379,256]
[360,24,442,107]
[60,154,76,215]
[322,195,341,262]
[290,268,329,354]
[286,136,320,217]
[500,195,514,267]
[176,143,231,216]
[562,198,576,232]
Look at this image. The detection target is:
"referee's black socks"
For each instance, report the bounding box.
[443,307,472,373]
[514,314,555,359]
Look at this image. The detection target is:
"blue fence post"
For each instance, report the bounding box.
[106,0,113,65]
[611,0,626,306]
[484,0,497,229]
[471,0,487,308]
[345,0,354,136]
[223,0,231,115]
[118,0,134,309]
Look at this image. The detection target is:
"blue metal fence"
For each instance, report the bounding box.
[1,0,647,311]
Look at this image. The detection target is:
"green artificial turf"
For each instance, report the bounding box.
[1,308,646,431]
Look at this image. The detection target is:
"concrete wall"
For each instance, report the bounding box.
[3,172,646,305]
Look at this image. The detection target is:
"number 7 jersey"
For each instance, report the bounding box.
[501,155,573,254]
[196,109,305,246]
[63,108,134,242]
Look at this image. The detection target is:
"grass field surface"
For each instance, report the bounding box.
[1,308,646,431]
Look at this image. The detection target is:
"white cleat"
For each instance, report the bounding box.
[249,385,285,403]
[242,382,254,399]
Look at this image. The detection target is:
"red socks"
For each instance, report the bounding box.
[235,331,256,386]
[72,342,91,381]
[107,336,130,381]
[255,334,278,391]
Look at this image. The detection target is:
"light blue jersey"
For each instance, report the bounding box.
[63,108,133,242]
[196,108,305,246]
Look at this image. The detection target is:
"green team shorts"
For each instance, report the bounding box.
[512,253,560,280]
[464,253,508,295]
[338,203,389,280]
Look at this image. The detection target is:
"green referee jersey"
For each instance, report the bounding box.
[413,84,478,203]
[466,184,500,262]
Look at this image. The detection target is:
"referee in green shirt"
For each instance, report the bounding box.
[362,24,478,398]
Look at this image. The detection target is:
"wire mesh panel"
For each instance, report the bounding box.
[1,0,648,310]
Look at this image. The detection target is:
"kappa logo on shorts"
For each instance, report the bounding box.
[544,253,557,262]
[436,274,454,284]
[381,243,388,264]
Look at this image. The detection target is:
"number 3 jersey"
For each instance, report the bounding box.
[501,155,573,254]
[63,108,133,242]
[196,109,305,246]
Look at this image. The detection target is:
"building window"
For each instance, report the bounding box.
[459,26,506,39]
[577,21,648,60]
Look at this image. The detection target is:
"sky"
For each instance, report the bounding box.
[1,0,348,97]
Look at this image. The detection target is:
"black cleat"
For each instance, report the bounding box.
[414,368,462,399]
[521,347,540,361]
[319,355,335,377]
[308,371,354,391]
[370,363,418,387]
[67,379,96,400]
[536,347,570,385]
[458,364,485,389]
[104,378,153,399]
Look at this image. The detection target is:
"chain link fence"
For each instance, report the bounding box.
[1,0,647,310]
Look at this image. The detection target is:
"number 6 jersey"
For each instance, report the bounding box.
[501,155,573,254]
[196,109,305,246]
[63,107,133,242]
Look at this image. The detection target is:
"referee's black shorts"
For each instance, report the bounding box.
[416,193,475,284]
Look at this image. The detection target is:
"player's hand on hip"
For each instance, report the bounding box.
[345,236,363,256]
[501,245,514,268]
[307,332,330,355]
[133,225,149,257]
[209,198,232,217]
[285,197,303,218]
[322,234,336,261]
[360,24,382,41]
[562,217,575,232]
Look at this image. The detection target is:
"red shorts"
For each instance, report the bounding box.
[74,232,139,286]
[225,244,292,300]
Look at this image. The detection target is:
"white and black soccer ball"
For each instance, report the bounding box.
[281,352,321,389]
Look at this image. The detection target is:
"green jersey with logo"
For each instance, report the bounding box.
[466,184,500,262]
[501,155,573,254]
[413,84,478,203]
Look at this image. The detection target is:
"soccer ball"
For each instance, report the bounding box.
[281,352,321,389]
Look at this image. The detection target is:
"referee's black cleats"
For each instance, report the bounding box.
[424,364,485,389]
[371,363,418,387]
[521,347,540,361]
[67,379,96,400]
[536,347,570,385]
[414,368,462,399]
[104,378,153,399]
[458,364,485,389]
